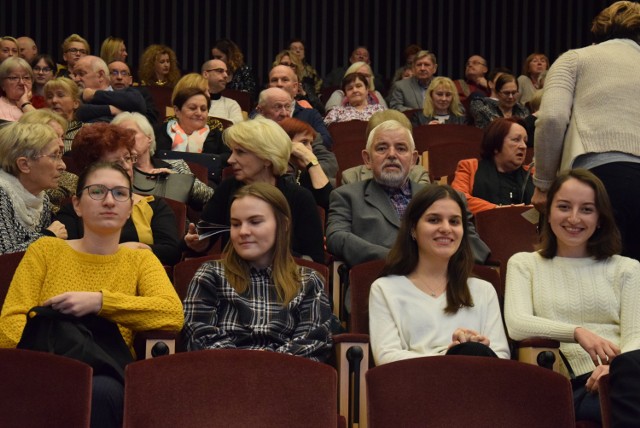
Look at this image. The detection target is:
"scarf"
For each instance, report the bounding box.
[0,169,46,231]
[166,119,210,153]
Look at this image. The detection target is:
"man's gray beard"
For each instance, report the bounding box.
[375,169,408,188]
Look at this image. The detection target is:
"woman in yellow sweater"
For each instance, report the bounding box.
[0,162,183,428]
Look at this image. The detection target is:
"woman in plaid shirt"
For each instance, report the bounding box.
[182,183,333,362]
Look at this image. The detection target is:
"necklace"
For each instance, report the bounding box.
[410,275,446,297]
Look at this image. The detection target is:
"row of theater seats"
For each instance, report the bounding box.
[0,345,611,428]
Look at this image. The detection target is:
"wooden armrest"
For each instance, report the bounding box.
[516,338,561,373]
[133,330,178,360]
[332,333,369,428]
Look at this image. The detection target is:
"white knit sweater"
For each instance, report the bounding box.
[533,38,640,190]
[505,252,640,376]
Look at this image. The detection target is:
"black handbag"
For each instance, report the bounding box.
[154,150,224,184]
[133,168,195,203]
[17,306,134,383]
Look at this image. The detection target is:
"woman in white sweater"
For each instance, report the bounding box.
[505,169,640,424]
[369,185,510,366]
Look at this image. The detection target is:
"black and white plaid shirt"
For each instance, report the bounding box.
[183,260,333,362]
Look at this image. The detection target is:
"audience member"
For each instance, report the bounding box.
[201,59,243,123]
[0,36,19,63]
[289,38,323,95]
[370,184,510,365]
[255,87,337,180]
[411,76,467,126]
[29,54,56,109]
[16,36,38,63]
[0,161,183,428]
[153,87,227,159]
[273,49,324,113]
[100,36,128,64]
[324,61,387,112]
[340,110,430,185]
[0,56,36,120]
[517,52,549,105]
[505,169,640,424]
[454,55,490,102]
[324,46,385,93]
[56,33,90,78]
[388,50,438,111]
[470,73,529,129]
[44,77,83,151]
[278,117,333,210]
[184,117,325,263]
[451,117,533,215]
[72,55,146,123]
[108,60,158,125]
[324,72,385,126]
[56,123,182,266]
[262,68,334,149]
[182,182,332,361]
[523,89,542,148]
[18,109,75,214]
[390,43,422,86]
[138,44,180,87]
[326,119,490,268]
[211,38,258,99]
[533,0,640,262]
[112,111,213,211]
[0,122,67,254]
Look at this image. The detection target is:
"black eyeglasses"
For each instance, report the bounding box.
[33,67,53,73]
[66,48,88,55]
[81,184,132,202]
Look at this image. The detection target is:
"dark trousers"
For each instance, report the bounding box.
[91,375,124,428]
[571,372,601,423]
[590,162,640,262]
[610,350,640,428]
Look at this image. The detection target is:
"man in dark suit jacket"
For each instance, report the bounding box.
[73,55,146,123]
[107,60,158,124]
[388,50,438,111]
[327,118,490,267]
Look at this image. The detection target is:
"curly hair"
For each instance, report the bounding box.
[138,44,181,87]
[211,38,245,74]
[71,122,135,172]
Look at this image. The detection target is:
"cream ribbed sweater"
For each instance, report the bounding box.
[505,251,640,376]
[533,38,640,190]
[0,237,183,349]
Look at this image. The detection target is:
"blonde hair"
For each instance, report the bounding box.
[345,61,375,91]
[44,77,81,104]
[61,34,90,55]
[100,36,125,64]
[19,109,68,133]
[171,73,208,104]
[591,1,640,43]
[223,116,292,177]
[272,49,304,82]
[222,182,301,306]
[422,76,464,117]
[365,110,413,139]
[138,44,181,87]
[0,122,58,176]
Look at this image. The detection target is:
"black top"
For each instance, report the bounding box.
[200,176,325,263]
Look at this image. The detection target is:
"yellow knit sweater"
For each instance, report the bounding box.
[0,237,183,349]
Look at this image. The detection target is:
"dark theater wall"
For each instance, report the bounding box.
[3,0,610,91]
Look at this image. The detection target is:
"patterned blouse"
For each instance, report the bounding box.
[324,103,386,126]
[182,260,333,362]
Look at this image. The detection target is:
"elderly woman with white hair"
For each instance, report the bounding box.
[324,61,387,112]
[184,116,325,263]
[112,112,213,211]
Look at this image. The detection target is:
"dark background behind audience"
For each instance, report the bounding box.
[2,0,609,89]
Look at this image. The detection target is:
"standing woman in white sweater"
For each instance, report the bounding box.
[505,169,640,424]
[369,185,510,366]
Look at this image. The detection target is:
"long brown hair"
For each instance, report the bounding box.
[381,185,474,314]
[222,183,301,306]
[537,169,621,260]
